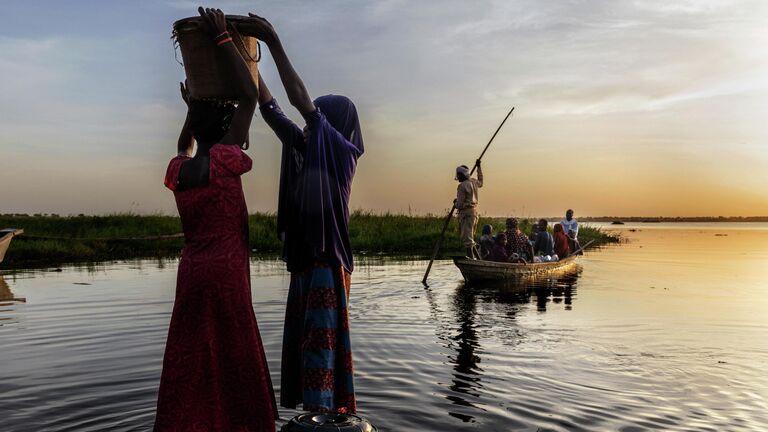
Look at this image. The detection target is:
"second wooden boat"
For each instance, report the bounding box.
[0,229,24,264]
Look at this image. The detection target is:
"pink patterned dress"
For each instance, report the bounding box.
[155,144,277,432]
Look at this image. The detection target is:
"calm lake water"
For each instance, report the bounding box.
[1,224,767,431]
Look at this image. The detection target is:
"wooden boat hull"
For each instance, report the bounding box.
[0,229,24,264]
[453,254,579,283]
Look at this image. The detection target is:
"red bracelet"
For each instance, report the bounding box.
[217,37,233,46]
[214,31,230,40]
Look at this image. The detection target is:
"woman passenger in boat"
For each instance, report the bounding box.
[553,223,571,258]
[244,13,361,413]
[487,232,510,262]
[479,224,494,259]
[504,217,534,263]
[157,8,276,431]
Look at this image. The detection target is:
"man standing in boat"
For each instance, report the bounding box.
[454,160,483,259]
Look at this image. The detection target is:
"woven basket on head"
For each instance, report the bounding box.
[173,15,260,102]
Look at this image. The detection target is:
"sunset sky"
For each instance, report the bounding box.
[1,0,767,217]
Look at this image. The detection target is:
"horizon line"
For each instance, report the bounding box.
[4,212,768,221]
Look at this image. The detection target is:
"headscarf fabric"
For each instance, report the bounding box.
[314,95,364,155]
[276,95,364,273]
[455,165,470,180]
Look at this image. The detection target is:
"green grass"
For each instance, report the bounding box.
[0,212,618,267]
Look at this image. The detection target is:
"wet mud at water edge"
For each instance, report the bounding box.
[1,224,767,431]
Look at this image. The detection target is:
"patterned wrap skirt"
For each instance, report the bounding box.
[280,264,356,413]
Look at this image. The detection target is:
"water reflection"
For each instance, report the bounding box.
[0,275,25,326]
[463,265,583,311]
[0,275,26,303]
[446,282,484,422]
[441,265,583,421]
[532,268,581,312]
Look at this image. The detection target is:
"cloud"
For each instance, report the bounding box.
[2,1,767,215]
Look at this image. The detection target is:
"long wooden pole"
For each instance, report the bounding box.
[422,106,515,286]
[568,239,595,256]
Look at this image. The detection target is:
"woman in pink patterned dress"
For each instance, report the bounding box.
[154,8,276,432]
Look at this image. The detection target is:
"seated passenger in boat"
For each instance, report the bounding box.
[528,223,538,242]
[487,233,509,262]
[504,217,534,263]
[479,224,494,259]
[533,219,555,256]
[561,209,582,255]
[553,223,571,258]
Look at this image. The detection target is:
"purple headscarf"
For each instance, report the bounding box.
[262,95,363,273]
[314,95,364,155]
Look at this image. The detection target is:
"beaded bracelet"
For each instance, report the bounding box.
[214,31,230,45]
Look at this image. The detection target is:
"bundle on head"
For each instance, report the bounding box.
[188,99,236,146]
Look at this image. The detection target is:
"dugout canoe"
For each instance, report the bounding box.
[0,229,24,264]
[453,254,579,283]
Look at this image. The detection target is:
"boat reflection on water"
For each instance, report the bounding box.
[465,264,583,311]
[437,265,583,422]
[0,275,26,303]
[0,274,26,326]
[540,267,581,311]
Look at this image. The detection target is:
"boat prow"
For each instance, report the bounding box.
[0,229,24,264]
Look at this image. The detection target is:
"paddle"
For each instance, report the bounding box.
[421,106,515,287]
[568,239,595,256]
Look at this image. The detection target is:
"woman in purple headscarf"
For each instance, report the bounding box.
[241,14,363,413]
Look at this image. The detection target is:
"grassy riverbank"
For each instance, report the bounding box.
[0,212,618,267]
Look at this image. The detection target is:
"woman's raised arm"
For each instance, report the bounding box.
[257,74,304,148]
[241,13,315,115]
[198,7,258,145]
[177,81,194,155]
[257,74,273,106]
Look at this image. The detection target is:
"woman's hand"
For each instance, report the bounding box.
[244,12,314,114]
[180,80,191,106]
[195,7,258,146]
[242,13,278,45]
[178,79,194,154]
[198,7,227,38]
